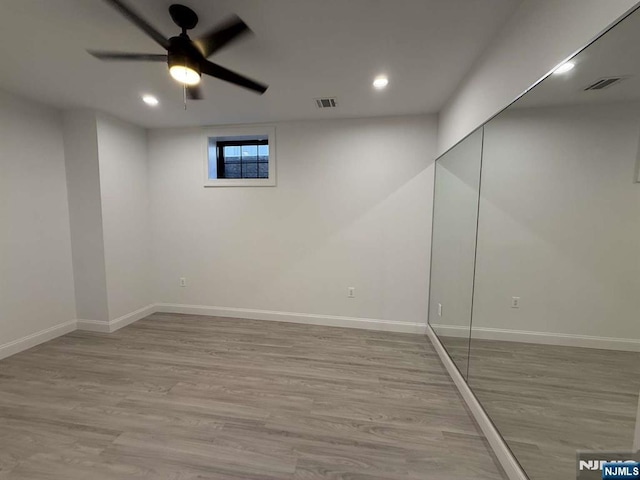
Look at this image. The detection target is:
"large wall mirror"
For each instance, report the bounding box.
[429,5,640,480]
[429,128,483,378]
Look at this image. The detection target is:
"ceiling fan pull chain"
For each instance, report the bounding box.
[183,82,187,110]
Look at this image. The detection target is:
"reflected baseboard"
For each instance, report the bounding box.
[430,323,640,352]
[431,324,471,338]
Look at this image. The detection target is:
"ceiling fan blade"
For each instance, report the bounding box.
[194,15,251,58]
[88,51,167,61]
[186,85,203,100]
[103,0,169,49]
[200,60,268,94]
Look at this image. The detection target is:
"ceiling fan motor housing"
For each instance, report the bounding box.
[167,35,202,75]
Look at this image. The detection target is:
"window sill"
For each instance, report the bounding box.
[203,178,276,187]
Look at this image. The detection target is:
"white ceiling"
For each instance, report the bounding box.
[0,0,521,128]
[517,6,640,109]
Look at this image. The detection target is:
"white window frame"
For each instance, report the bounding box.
[203,125,276,187]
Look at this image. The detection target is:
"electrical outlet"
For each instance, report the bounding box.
[348,287,355,298]
[438,303,443,316]
[511,296,520,308]
[179,277,187,287]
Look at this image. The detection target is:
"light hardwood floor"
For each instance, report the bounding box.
[440,335,640,480]
[438,333,470,379]
[470,338,640,480]
[0,313,506,479]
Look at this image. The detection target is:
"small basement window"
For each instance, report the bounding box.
[216,140,269,179]
[204,126,276,187]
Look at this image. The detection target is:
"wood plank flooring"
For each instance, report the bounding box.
[441,335,640,480]
[437,333,470,379]
[0,314,506,479]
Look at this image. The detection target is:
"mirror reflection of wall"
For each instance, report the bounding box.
[470,100,640,480]
[429,6,640,480]
[468,8,640,480]
[429,128,482,378]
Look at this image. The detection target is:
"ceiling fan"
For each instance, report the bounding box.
[88,0,268,99]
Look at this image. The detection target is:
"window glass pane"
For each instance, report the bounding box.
[258,163,269,178]
[224,145,241,163]
[258,144,269,162]
[224,163,241,178]
[243,162,258,178]
[241,145,258,162]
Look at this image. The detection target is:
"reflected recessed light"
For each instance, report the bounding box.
[373,76,389,89]
[553,61,575,75]
[142,94,159,106]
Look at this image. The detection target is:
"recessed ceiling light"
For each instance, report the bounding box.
[142,94,159,106]
[373,76,389,89]
[553,61,575,75]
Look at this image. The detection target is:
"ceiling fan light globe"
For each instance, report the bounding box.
[169,65,201,85]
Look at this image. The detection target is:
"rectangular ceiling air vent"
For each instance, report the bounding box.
[584,77,626,91]
[315,97,338,109]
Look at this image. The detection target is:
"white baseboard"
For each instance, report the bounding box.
[0,320,77,361]
[76,318,111,333]
[430,323,470,338]
[79,303,427,335]
[109,304,156,332]
[77,304,156,333]
[155,303,427,334]
[430,323,640,352]
[425,325,528,480]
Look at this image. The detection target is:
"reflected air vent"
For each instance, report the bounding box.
[315,97,338,109]
[584,77,626,91]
